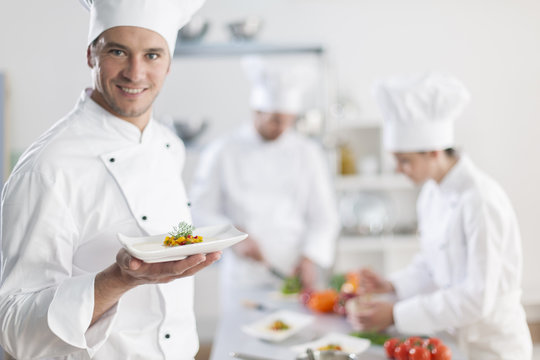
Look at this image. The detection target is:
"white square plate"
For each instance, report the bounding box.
[117,224,247,263]
[241,310,315,342]
[290,332,371,354]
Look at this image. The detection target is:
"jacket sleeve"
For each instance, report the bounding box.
[189,143,231,227]
[392,191,511,335]
[300,145,340,268]
[0,171,117,359]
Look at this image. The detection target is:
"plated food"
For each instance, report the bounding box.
[117,223,247,263]
[242,310,314,342]
[290,332,370,355]
[163,222,203,247]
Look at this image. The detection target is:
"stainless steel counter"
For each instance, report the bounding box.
[208,285,465,360]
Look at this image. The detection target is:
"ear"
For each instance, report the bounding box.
[87,46,95,69]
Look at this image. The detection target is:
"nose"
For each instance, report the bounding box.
[122,56,145,83]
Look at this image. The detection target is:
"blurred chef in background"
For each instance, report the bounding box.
[189,56,339,294]
[346,73,532,359]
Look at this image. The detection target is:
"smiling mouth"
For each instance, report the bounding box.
[119,86,145,94]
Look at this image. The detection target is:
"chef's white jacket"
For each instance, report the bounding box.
[189,123,339,288]
[390,155,532,359]
[0,90,198,359]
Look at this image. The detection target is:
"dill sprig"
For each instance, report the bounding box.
[168,221,195,238]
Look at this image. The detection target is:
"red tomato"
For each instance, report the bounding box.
[424,337,442,351]
[404,336,424,348]
[432,344,452,360]
[409,346,431,360]
[383,337,401,359]
[393,343,411,360]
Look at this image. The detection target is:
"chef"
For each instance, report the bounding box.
[189,56,340,293]
[0,0,221,359]
[346,73,532,359]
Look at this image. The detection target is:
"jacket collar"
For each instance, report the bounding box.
[78,88,155,144]
[438,154,474,194]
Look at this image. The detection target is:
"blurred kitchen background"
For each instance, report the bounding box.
[1,0,540,358]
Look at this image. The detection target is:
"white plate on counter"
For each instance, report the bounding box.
[117,224,247,263]
[290,332,371,354]
[242,310,315,342]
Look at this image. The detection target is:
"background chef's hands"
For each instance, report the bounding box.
[357,268,395,295]
[346,299,394,332]
[232,235,265,262]
[294,256,317,290]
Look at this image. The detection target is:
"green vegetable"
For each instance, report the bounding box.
[329,273,346,292]
[281,276,302,294]
[169,221,195,238]
[349,331,392,346]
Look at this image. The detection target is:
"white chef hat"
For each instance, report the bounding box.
[79,0,205,57]
[242,56,317,114]
[373,72,471,152]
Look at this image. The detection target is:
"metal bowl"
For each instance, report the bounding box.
[296,350,357,360]
[178,16,209,42]
[227,17,263,41]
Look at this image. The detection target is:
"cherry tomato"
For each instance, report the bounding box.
[404,336,424,348]
[432,344,452,360]
[383,337,401,359]
[424,337,442,350]
[409,346,431,360]
[393,343,411,360]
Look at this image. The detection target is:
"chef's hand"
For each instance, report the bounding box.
[346,300,394,332]
[295,257,317,291]
[232,235,265,263]
[358,268,395,295]
[116,248,222,285]
[92,249,222,326]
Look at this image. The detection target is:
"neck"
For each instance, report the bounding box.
[434,154,459,183]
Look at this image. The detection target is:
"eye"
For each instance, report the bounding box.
[147,53,159,60]
[109,49,125,57]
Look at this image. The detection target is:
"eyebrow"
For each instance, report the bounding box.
[103,42,167,54]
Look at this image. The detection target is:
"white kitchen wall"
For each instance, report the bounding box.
[1,0,540,315]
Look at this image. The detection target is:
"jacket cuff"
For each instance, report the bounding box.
[47,274,118,354]
[393,297,434,336]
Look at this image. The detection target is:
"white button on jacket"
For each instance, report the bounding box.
[0,90,197,359]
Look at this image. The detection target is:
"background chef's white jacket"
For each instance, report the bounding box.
[389,155,532,359]
[0,90,198,359]
[189,123,339,288]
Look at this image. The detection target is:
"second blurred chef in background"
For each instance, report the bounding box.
[190,56,339,293]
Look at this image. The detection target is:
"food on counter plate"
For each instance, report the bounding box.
[383,336,452,360]
[163,221,203,247]
[317,344,343,351]
[268,319,290,331]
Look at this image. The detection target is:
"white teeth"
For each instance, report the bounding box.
[121,87,143,94]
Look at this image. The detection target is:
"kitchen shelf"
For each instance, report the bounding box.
[173,42,325,57]
[334,173,414,191]
[338,234,419,252]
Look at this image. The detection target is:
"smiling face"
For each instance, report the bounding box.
[87,26,171,130]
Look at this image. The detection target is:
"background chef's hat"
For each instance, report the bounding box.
[373,72,471,152]
[79,0,205,57]
[242,56,318,114]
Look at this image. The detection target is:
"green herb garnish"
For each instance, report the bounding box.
[349,331,392,346]
[168,221,195,238]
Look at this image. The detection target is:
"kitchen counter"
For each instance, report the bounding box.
[208,284,465,360]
